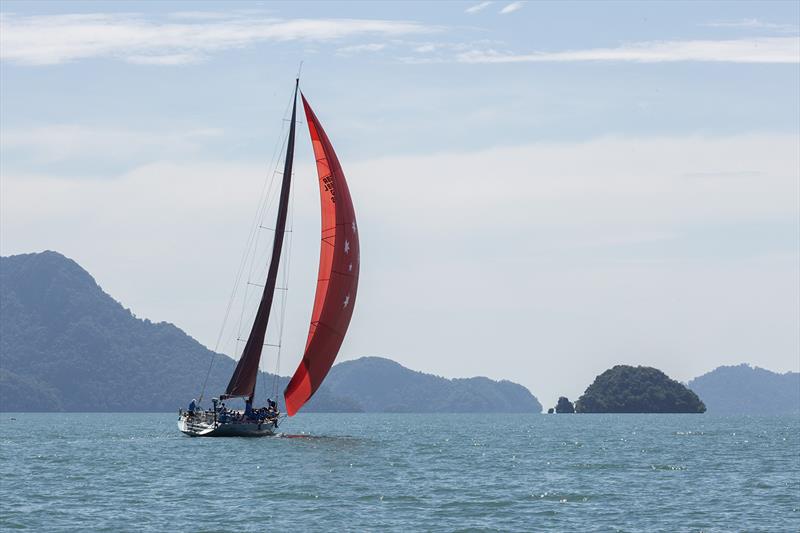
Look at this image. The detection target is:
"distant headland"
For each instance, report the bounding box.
[688,364,799,415]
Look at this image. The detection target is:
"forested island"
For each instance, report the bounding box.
[575,365,706,413]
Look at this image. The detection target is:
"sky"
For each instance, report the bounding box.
[1,1,798,408]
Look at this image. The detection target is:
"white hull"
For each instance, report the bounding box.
[178,414,277,437]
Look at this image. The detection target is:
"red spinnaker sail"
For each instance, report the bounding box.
[284,94,360,416]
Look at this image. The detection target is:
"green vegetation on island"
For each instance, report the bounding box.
[555,396,575,413]
[575,365,706,413]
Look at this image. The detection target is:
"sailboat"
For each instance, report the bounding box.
[178,79,360,437]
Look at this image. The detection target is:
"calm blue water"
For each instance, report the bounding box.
[1,413,798,532]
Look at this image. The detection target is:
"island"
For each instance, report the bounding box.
[555,396,575,413]
[575,365,706,413]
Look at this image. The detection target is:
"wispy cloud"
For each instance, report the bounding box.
[465,2,493,14]
[127,53,204,66]
[397,39,502,63]
[167,11,245,21]
[414,44,438,53]
[499,2,524,15]
[336,43,387,55]
[458,37,800,63]
[702,18,799,33]
[0,12,439,65]
[1,124,224,167]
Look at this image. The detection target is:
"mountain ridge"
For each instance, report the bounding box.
[687,364,799,415]
[0,251,542,413]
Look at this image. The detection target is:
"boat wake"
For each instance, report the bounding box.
[276,433,359,442]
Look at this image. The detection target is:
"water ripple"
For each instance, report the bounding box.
[0,413,798,531]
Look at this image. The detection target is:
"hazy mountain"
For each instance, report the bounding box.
[323,357,541,413]
[687,364,800,415]
[1,250,269,411]
[0,251,541,413]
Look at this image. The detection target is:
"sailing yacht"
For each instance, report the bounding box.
[178,80,360,437]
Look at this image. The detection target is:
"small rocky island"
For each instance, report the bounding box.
[555,396,575,413]
[575,365,706,413]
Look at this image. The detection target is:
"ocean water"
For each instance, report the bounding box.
[0,413,798,532]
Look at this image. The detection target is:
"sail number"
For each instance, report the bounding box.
[322,175,336,203]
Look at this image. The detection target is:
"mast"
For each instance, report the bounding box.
[224,79,299,401]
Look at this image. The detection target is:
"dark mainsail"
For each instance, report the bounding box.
[283,94,360,416]
[223,80,299,400]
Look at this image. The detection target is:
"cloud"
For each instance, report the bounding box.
[457,37,800,63]
[499,2,524,14]
[0,12,438,65]
[1,124,224,170]
[127,53,205,65]
[397,39,500,63]
[414,44,437,53]
[336,43,386,55]
[702,18,799,32]
[168,11,248,21]
[348,134,799,230]
[465,2,493,14]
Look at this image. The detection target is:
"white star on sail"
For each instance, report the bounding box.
[343,294,350,308]
[344,239,350,254]
[348,263,353,272]
[351,222,357,233]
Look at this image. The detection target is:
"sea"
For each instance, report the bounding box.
[0,413,798,532]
